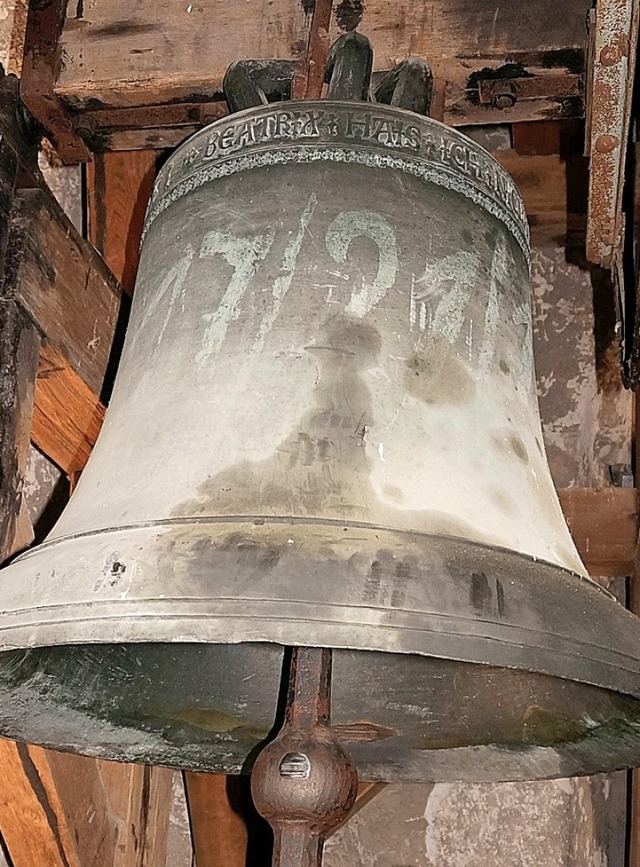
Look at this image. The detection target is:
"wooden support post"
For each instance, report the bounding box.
[20,0,90,163]
[0,79,39,561]
[186,773,251,867]
[0,73,173,867]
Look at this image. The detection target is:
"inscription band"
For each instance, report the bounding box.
[144,102,530,262]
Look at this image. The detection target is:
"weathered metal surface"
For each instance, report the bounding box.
[325,32,372,100]
[223,60,297,115]
[252,648,357,867]
[585,0,639,266]
[2,101,640,782]
[373,58,434,116]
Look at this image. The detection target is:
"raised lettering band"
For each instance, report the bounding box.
[144,101,530,262]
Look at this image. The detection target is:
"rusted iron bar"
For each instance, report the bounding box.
[251,647,358,867]
[477,72,582,107]
[585,0,639,267]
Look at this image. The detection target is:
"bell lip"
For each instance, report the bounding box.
[142,99,530,262]
[0,519,638,701]
[1,643,640,783]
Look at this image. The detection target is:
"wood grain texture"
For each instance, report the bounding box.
[31,340,105,474]
[56,0,589,111]
[0,301,39,559]
[0,741,81,867]
[558,486,638,578]
[0,744,175,867]
[57,0,310,109]
[186,772,250,867]
[496,151,587,248]
[9,186,121,396]
[86,151,157,293]
[0,121,39,561]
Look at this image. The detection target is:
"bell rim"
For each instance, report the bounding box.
[2,519,638,700]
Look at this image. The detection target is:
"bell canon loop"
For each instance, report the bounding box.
[2,101,640,783]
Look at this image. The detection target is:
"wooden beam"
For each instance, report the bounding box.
[186,773,250,867]
[54,0,588,138]
[0,741,81,867]
[0,78,172,867]
[9,186,122,397]
[495,150,587,249]
[558,486,637,578]
[0,90,39,562]
[0,301,40,556]
[86,151,157,294]
[19,0,90,163]
[0,743,175,867]
[30,341,105,475]
[291,0,333,100]
[4,185,119,474]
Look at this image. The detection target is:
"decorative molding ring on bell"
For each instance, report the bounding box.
[144,101,530,263]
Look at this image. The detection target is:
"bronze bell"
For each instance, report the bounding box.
[1,97,640,786]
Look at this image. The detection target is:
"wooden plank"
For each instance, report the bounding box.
[558,486,638,578]
[0,741,81,867]
[186,773,250,867]
[0,302,39,557]
[0,75,172,867]
[81,758,174,867]
[19,0,90,163]
[0,745,175,867]
[86,150,157,293]
[56,0,589,113]
[57,0,311,110]
[4,180,120,474]
[495,151,587,249]
[0,100,39,562]
[30,340,105,475]
[292,0,333,100]
[9,186,121,397]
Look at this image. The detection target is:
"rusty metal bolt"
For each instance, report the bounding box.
[599,44,622,66]
[595,133,619,154]
[251,728,358,835]
[490,82,517,110]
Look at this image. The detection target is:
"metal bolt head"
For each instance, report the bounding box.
[599,45,622,66]
[493,93,516,110]
[595,133,619,154]
[490,82,517,111]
